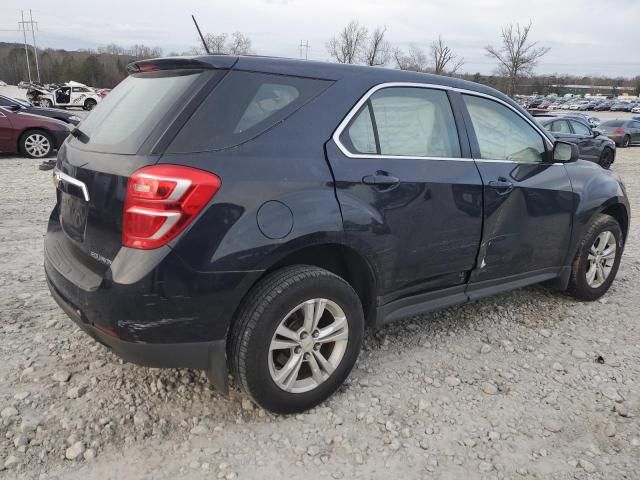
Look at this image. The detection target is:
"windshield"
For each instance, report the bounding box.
[75,70,204,154]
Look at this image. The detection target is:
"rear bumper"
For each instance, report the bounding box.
[606,135,625,145]
[46,263,232,391]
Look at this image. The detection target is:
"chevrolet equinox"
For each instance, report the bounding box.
[45,56,630,413]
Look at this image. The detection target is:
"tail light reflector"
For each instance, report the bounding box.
[613,129,625,135]
[123,165,221,250]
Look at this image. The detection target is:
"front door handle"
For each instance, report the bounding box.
[488,177,514,195]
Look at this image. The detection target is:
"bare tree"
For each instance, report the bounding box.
[197,31,253,55]
[128,44,163,59]
[361,26,391,66]
[485,21,550,95]
[203,33,228,54]
[327,20,368,64]
[227,32,252,55]
[393,44,429,72]
[430,35,463,76]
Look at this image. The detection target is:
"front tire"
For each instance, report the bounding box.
[567,214,623,301]
[598,148,614,169]
[40,99,52,108]
[20,130,53,158]
[229,265,364,414]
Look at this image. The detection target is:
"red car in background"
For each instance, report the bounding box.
[0,106,70,158]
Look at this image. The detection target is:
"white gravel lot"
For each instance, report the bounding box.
[0,137,638,479]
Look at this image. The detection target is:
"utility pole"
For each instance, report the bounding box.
[19,10,32,83]
[29,10,41,83]
[298,40,310,60]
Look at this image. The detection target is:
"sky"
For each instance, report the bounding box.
[1,0,638,77]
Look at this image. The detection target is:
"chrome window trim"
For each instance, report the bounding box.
[52,168,90,202]
[332,82,554,162]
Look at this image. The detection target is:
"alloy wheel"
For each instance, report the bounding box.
[586,230,617,288]
[268,298,349,393]
[24,133,51,158]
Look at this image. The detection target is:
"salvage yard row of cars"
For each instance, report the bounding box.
[522,94,640,113]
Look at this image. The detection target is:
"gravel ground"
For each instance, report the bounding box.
[0,145,638,480]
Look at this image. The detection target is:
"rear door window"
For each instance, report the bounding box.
[169,71,332,152]
[340,87,461,158]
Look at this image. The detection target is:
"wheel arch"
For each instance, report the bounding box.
[600,202,629,241]
[229,242,378,340]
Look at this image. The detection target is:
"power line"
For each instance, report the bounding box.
[29,10,40,83]
[18,11,31,83]
[298,40,310,60]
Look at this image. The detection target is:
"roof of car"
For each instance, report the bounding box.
[133,54,518,109]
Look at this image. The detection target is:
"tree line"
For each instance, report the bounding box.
[0,22,638,96]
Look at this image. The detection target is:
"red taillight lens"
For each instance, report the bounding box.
[122,165,221,250]
[613,129,625,135]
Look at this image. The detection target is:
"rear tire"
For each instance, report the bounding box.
[567,214,623,301]
[622,135,630,148]
[83,99,97,111]
[598,148,614,169]
[229,265,364,414]
[20,130,53,158]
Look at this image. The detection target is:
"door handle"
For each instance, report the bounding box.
[488,177,514,195]
[362,173,400,186]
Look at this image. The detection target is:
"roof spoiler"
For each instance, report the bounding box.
[127,56,238,74]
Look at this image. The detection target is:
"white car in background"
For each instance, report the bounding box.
[26,81,100,111]
[631,105,640,113]
[0,81,7,86]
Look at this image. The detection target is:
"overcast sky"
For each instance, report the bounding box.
[1,0,638,77]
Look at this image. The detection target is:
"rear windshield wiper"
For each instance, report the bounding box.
[70,126,90,143]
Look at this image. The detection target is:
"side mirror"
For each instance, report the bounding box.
[553,141,579,163]
[593,129,602,137]
[8,104,21,112]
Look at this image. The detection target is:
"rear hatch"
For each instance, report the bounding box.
[598,120,624,135]
[48,57,234,288]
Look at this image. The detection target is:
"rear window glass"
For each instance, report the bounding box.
[600,120,624,127]
[75,70,203,154]
[168,71,331,152]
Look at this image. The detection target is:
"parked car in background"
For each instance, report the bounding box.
[539,116,616,168]
[0,105,70,157]
[26,81,101,111]
[631,106,640,113]
[0,80,7,87]
[538,112,600,128]
[0,95,81,125]
[595,101,613,111]
[599,119,640,148]
[95,88,112,99]
[17,81,30,89]
[610,103,630,112]
[45,55,630,413]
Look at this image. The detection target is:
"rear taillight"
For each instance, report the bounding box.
[613,129,625,135]
[123,165,221,250]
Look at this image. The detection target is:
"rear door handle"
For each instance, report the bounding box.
[362,174,400,186]
[488,177,514,195]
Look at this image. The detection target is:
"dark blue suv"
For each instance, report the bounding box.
[45,56,630,413]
